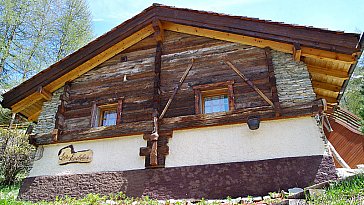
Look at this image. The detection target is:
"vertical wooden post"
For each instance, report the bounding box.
[265,47,281,117]
[54,82,71,141]
[116,99,123,125]
[146,19,164,167]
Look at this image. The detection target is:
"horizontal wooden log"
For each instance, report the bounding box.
[31,100,322,145]
[32,120,153,145]
[139,147,151,156]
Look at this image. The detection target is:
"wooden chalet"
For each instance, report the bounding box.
[2,4,363,201]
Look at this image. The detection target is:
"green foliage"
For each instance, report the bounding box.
[341,54,364,133]
[0,128,34,185]
[308,174,364,204]
[0,0,93,88]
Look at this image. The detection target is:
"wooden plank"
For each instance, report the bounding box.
[90,102,98,127]
[314,88,339,99]
[162,22,356,64]
[307,65,349,79]
[159,58,194,119]
[293,43,302,62]
[265,47,281,116]
[28,110,42,122]
[37,86,52,101]
[116,99,123,125]
[224,59,274,108]
[312,80,341,92]
[11,93,43,113]
[152,19,164,42]
[317,95,337,104]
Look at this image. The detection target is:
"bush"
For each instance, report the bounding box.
[0,128,35,185]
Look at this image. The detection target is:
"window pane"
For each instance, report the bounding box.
[203,95,229,114]
[102,110,117,126]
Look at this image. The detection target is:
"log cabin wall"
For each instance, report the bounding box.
[62,37,157,133]
[33,31,317,141]
[160,31,272,118]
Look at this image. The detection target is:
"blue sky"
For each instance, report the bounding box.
[88,0,364,38]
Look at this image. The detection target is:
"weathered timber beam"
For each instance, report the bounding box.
[314,88,339,99]
[317,95,337,104]
[152,19,164,42]
[37,86,52,101]
[162,22,355,64]
[307,65,349,79]
[32,120,153,145]
[159,58,194,120]
[12,93,43,113]
[310,73,345,87]
[265,47,281,117]
[312,80,341,92]
[32,101,321,146]
[28,110,41,122]
[224,59,275,108]
[160,101,322,131]
[293,43,302,62]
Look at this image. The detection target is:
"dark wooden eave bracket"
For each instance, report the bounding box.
[293,43,302,62]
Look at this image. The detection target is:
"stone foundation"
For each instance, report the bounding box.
[19,155,337,202]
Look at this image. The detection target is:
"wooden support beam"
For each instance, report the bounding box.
[307,65,349,79]
[293,43,302,62]
[224,59,275,108]
[139,147,151,156]
[314,88,339,99]
[28,110,41,122]
[37,86,52,101]
[152,19,164,42]
[265,47,281,117]
[162,22,356,64]
[159,58,195,120]
[11,93,43,113]
[317,95,337,104]
[312,80,341,92]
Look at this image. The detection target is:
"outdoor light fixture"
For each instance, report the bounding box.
[247,116,260,130]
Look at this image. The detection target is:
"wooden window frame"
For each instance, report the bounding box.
[193,81,235,114]
[91,99,123,128]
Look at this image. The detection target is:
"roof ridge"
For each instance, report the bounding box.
[151,3,360,37]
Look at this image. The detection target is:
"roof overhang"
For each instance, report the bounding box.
[2,4,363,121]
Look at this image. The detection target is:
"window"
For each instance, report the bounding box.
[203,94,229,114]
[193,81,235,114]
[91,99,123,127]
[99,108,117,126]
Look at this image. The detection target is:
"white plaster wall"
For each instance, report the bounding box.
[29,134,145,177]
[166,116,325,167]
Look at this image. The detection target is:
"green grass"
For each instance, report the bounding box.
[308,174,364,205]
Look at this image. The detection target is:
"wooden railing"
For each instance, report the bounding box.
[326,106,362,132]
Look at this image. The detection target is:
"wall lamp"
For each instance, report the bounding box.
[247,116,260,130]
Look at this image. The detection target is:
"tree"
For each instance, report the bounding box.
[0,128,34,185]
[0,0,93,125]
[0,0,93,89]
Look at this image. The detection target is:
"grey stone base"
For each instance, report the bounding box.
[19,155,337,202]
